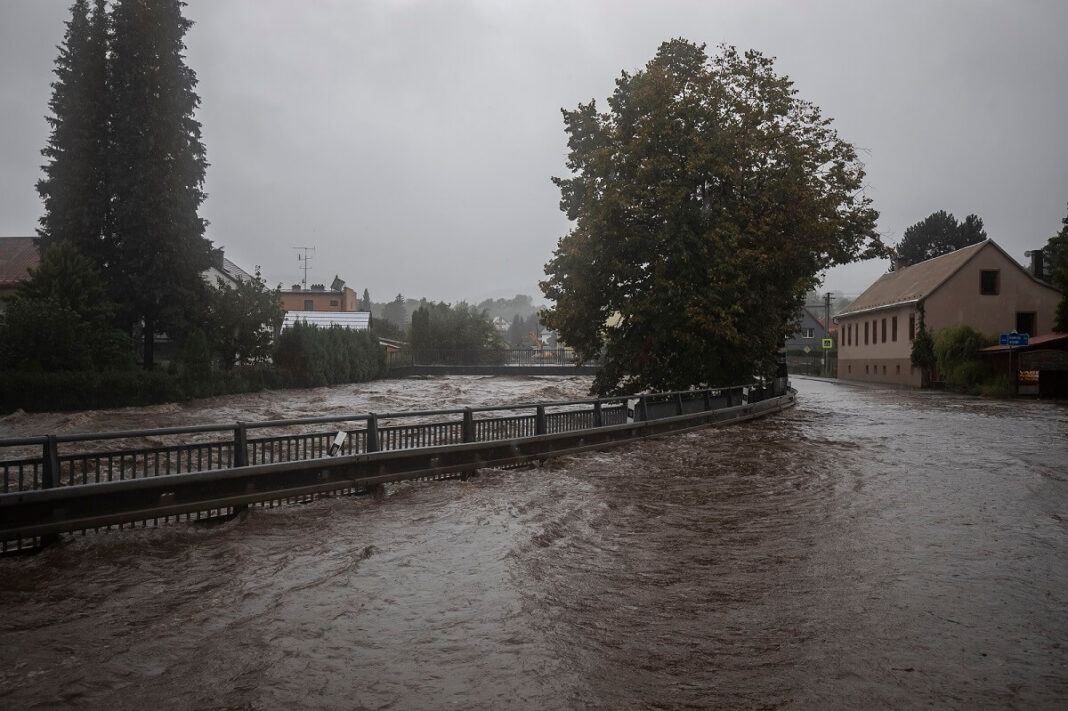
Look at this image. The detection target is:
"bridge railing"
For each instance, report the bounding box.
[0,381,788,552]
[387,348,588,368]
[0,385,773,495]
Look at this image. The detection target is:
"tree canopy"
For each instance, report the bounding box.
[202,268,284,370]
[381,293,408,327]
[0,240,133,371]
[1044,203,1068,332]
[35,0,214,371]
[409,301,503,351]
[107,0,212,368]
[541,39,885,395]
[894,210,986,268]
[36,0,109,262]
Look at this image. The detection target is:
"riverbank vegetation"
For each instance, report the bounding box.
[931,324,1003,396]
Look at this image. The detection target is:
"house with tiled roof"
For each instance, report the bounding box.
[785,307,829,350]
[202,255,254,288]
[0,237,41,311]
[834,239,1062,387]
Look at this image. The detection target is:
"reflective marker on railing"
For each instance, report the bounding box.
[328,431,348,457]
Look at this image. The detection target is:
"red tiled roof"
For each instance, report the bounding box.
[0,237,40,287]
[980,332,1068,352]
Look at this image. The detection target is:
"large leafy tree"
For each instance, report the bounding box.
[107,0,212,369]
[36,0,109,262]
[894,210,986,268]
[203,269,284,369]
[1045,203,1068,332]
[541,40,885,395]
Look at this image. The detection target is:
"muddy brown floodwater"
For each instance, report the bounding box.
[1,375,1066,709]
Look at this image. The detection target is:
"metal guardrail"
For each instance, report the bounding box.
[387,348,586,368]
[0,382,791,553]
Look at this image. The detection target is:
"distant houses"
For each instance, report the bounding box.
[279,275,372,331]
[785,307,829,350]
[835,239,1062,387]
[280,275,358,313]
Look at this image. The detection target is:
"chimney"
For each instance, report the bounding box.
[1025,249,1045,280]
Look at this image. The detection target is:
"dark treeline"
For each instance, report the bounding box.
[369,293,549,349]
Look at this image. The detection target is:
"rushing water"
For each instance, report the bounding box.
[1,376,1066,709]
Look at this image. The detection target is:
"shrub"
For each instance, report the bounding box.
[933,324,994,394]
[275,323,385,387]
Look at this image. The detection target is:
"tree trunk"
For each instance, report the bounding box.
[143,316,155,370]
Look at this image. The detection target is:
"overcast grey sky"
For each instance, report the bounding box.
[2,0,1067,304]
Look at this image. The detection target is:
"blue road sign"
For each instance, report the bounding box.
[999,332,1029,347]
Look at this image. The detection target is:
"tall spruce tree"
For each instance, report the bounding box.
[107,0,212,368]
[36,0,109,260]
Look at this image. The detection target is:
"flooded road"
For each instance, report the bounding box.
[2,376,1066,709]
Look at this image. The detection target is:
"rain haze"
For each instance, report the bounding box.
[2,0,1067,304]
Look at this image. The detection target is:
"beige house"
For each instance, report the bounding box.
[836,240,1062,387]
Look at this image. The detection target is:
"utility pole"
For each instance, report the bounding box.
[292,246,315,289]
[823,291,835,376]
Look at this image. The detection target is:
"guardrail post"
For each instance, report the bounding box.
[233,423,249,468]
[462,408,475,443]
[593,400,603,428]
[638,396,649,422]
[461,408,476,480]
[703,389,712,411]
[41,436,60,545]
[536,405,547,435]
[232,423,249,515]
[366,414,380,453]
[675,393,684,416]
[42,435,60,490]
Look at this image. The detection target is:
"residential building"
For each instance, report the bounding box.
[835,239,1062,386]
[280,275,358,312]
[0,237,40,311]
[785,307,828,350]
[203,255,253,288]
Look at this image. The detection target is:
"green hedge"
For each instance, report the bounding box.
[0,366,284,414]
[933,324,996,395]
[274,323,385,388]
[0,324,386,413]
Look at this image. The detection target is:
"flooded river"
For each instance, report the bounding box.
[1,376,1066,709]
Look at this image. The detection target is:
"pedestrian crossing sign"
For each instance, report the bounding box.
[822,338,833,349]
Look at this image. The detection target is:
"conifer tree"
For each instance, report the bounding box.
[107,0,212,368]
[36,0,109,261]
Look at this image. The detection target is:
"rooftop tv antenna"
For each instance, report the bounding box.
[292,246,315,289]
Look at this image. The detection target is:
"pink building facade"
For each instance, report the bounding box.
[836,240,1062,387]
